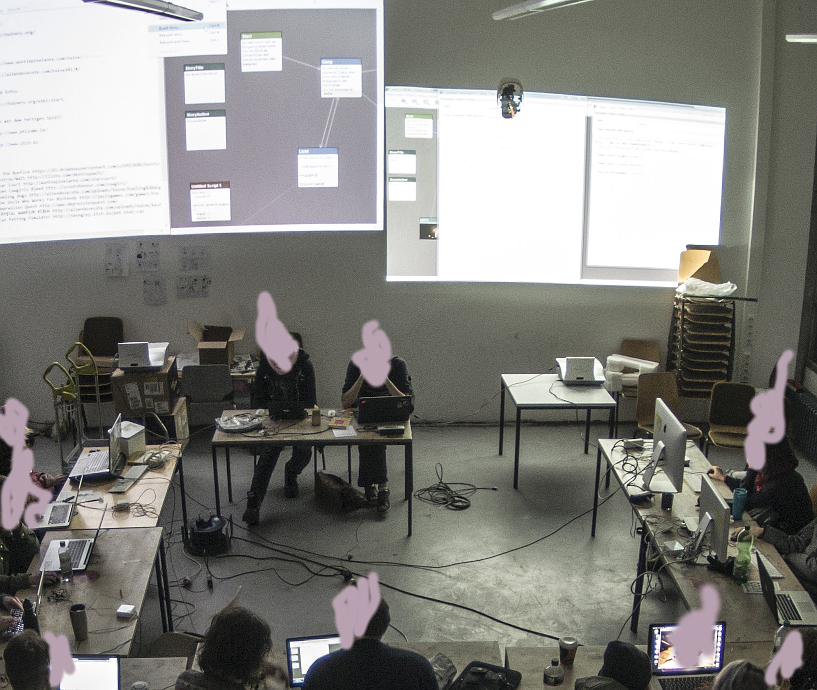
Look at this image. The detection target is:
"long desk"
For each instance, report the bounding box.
[27,527,165,655]
[499,374,617,489]
[211,411,415,535]
[0,656,188,688]
[506,642,771,689]
[594,438,804,641]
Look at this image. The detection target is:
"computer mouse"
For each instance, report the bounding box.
[255,409,264,417]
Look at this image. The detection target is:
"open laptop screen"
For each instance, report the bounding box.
[286,635,341,687]
[59,655,120,690]
[648,622,726,675]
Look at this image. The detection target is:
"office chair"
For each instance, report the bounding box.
[704,381,756,456]
[636,372,703,445]
[79,316,124,357]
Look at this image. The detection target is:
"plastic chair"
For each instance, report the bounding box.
[619,339,661,400]
[636,372,703,444]
[704,381,756,456]
[181,365,235,427]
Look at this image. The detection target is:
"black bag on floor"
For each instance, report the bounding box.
[449,661,522,690]
[314,472,368,512]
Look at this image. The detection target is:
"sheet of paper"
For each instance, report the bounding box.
[332,427,357,438]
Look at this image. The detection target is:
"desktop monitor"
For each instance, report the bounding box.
[651,398,686,493]
[699,473,731,562]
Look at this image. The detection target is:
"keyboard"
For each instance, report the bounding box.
[658,675,714,690]
[66,539,90,568]
[778,593,803,621]
[74,451,109,475]
[48,503,71,525]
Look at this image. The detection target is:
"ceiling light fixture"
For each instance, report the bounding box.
[492,0,596,21]
[82,0,203,22]
[786,34,817,43]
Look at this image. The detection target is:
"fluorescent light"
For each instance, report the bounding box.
[786,34,817,43]
[82,0,203,21]
[492,0,596,21]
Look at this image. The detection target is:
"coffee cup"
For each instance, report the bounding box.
[559,637,578,666]
[69,603,88,642]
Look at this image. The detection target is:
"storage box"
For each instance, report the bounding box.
[144,396,189,442]
[189,322,246,366]
[112,356,179,416]
[120,421,146,457]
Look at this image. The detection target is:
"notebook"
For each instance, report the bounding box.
[40,506,107,572]
[555,357,605,385]
[286,634,342,687]
[59,655,120,690]
[117,341,169,369]
[758,551,817,625]
[37,475,84,530]
[648,621,726,690]
[355,395,413,424]
[69,414,127,481]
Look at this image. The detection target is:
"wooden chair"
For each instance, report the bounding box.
[704,381,756,456]
[636,372,703,444]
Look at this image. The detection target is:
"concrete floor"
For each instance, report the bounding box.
[29,417,811,659]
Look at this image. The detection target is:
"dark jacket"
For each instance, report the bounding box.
[0,525,39,595]
[575,678,631,690]
[342,357,413,402]
[251,349,317,409]
[764,518,817,590]
[724,468,814,534]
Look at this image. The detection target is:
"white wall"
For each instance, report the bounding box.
[1,0,812,423]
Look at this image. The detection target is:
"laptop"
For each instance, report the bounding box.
[40,506,107,572]
[69,414,127,481]
[108,464,148,494]
[286,634,342,687]
[59,655,120,690]
[356,396,414,424]
[758,551,817,625]
[36,474,84,530]
[556,357,605,385]
[117,341,169,369]
[648,621,726,690]
[269,401,308,421]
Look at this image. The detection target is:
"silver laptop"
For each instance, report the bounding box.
[117,341,169,369]
[648,621,726,690]
[36,474,84,530]
[556,357,605,385]
[69,414,127,481]
[59,655,120,690]
[286,634,342,687]
[40,506,106,572]
[758,551,817,625]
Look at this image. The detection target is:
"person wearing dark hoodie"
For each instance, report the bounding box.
[575,641,652,690]
[242,334,317,526]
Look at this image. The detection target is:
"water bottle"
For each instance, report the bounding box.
[733,525,753,583]
[543,658,564,686]
[58,545,73,583]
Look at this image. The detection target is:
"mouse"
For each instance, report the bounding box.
[255,409,264,417]
[707,468,715,476]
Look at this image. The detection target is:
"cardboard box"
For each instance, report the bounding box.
[112,356,179,416]
[189,322,246,366]
[145,396,189,442]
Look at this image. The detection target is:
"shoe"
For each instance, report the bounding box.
[242,492,260,526]
[377,488,390,515]
[284,475,299,499]
[365,485,378,504]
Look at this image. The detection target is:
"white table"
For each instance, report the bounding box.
[499,374,617,489]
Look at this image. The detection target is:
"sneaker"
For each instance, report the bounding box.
[364,485,378,504]
[242,493,260,526]
[284,475,299,499]
[377,488,390,515]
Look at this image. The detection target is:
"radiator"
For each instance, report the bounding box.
[788,387,817,462]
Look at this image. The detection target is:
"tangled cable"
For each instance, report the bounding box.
[413,463,496,511]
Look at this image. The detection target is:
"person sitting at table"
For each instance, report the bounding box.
[303,597,436,690]
[3,629,50,690]
[780,627,817,690]
[175,606,287,690]
[707,437,813,534]
[711,660,765,690]
[243,332,317,526]
[574,640,652,690]
[341,356,413,515]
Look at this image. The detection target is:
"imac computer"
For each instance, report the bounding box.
[696,474,732,562]
[641,398,687,493]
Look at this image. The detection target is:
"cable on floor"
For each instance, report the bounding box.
[414,463,497,510]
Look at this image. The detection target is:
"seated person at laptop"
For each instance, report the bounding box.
[303,598,436,690]
[707,437,813,534]
[742,516,817,598]
[176,606,287,690]
[575,640,651,690]
[243,333,317,526]
[3,629,50,690]
[341,356,412,515]
[781,627,817,690]
[712,660,765,690]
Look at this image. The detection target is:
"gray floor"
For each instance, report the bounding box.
[29,416,812,659]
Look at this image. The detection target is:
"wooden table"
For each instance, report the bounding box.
[506,642,772,689]
[211,411,415,535]
[27,527,166,655]
[595,438,802,641]
[499,374,616,489]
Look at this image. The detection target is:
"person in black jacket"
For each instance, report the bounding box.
[341,356,412,515]
[243,335,317,526]
[708,437,813,534]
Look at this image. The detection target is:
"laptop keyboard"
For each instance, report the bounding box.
[48,503,71,525]
[76,451,109,474]
[659,676,714,690]
[778,593,803,621]
[66,540,89,568]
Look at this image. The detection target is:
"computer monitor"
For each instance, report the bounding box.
[650,398,687,493]
[699,473,731,562]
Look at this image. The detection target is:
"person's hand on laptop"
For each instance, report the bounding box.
[707,465,726,481]
[730,525,764,541]
[0,615,19,632]
[27,572,59,588]
[2,595,23,612]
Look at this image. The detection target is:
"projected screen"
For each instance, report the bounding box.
[385,87,726,286]
[0,0,384,244]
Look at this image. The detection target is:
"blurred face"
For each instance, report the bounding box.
[269,350,298,375]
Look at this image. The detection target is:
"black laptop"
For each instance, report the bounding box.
[356,396,413,424]
[269,401,308,420]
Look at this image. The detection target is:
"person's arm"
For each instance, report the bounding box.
[302,360,317,408]
[342,362,364,409]
[386,358,413,397]
[0,572,35,595]
[763,518,817,555]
